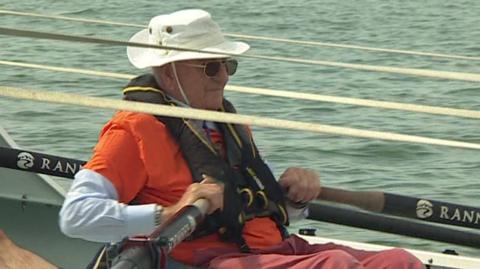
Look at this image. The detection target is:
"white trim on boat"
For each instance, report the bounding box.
[300,235,480,269]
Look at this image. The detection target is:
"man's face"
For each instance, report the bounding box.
[174,58,231,110]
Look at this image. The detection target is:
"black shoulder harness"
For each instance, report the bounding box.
[123,74,289,251]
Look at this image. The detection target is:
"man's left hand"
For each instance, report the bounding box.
[278,167,320,203]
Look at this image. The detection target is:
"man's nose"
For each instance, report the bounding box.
[213,62,229,81]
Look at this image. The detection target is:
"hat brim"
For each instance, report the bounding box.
[127,29,250,69]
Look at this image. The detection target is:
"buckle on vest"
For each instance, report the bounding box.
[255,190,269,210]
[240,188,254,207]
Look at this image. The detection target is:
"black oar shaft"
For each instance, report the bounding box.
[0,146,84,178]
[308,202,480,249]
[319,187,480,230]
[383,193,480,230]
[110,247,152,269]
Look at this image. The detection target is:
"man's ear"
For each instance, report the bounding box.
[153,64,175,90]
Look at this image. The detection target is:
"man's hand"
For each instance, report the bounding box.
[164,175,224,219]
[279,167,320,203]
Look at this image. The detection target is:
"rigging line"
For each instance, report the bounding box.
[225,33,480,61]
[227,85,480,119]
[0,9,145,28]
[1,85,480,150]
[1,27,480,83]
[1,9,479,61]
[1,59,479,120]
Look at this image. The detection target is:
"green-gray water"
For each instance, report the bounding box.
[1,0,479,258]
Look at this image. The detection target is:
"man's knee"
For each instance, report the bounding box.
[318,250,363,268]
[380,248,425,268]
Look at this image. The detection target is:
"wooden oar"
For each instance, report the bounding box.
[318,187,480,230]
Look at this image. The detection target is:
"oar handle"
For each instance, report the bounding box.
[152,199,209,252]
[318,187,385,212]
[111,199,210,269]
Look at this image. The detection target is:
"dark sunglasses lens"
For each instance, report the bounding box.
[204,62,221,77]
[225,59,238,76]
[203,59,238,77]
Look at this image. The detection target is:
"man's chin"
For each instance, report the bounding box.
[207,104,222,111]
[206,98,224,110]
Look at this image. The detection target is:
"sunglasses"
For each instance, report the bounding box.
[182,59,238,77]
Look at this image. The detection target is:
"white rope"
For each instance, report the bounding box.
[247,54,480,82]
[225,33,480,61]
[226,85,480,119]
[0,10,144,27]
[0,86,479,150]
[2,27,480,83]
[1,9,479,61]
[1,60,479,119]
[0,60,132,79]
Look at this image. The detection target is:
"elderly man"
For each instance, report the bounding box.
[59,9,425,269]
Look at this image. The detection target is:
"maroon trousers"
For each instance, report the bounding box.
[193,235,425,269]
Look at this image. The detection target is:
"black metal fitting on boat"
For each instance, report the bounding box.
[298,228,317,236]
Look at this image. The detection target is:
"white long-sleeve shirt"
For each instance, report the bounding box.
[59,164,307,244]
[59,169,157,243]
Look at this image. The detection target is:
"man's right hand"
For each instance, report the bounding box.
[163,175,224,220]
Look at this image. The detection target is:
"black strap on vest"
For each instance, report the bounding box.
[123,74,289,251]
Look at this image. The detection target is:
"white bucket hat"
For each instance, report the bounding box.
[127,9,250,69]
